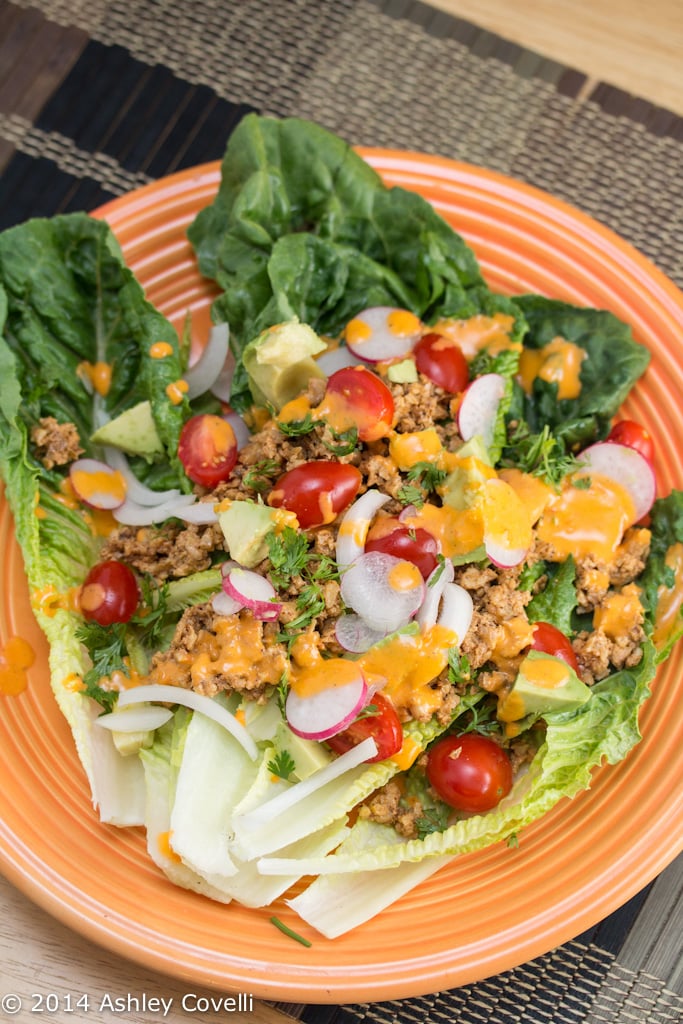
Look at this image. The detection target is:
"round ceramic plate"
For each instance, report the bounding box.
[1,152,683,1003]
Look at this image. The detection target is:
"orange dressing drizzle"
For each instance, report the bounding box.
[157,830,182,863]
[429,313,518,360]
[536,474,635,562]
[78,361,112,397]
[165,379,189,405]
[0,636,35,696]
[653,543,683,650]
[70,464,127,507]
[593,583,642,638]
[150,341,174,359]
[386,310,421,336]
[31,583,82,617]
[517,337,586,400]
[358,624,457,719]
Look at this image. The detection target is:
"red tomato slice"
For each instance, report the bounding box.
[607,420,655,463]
[426,733,513,813]
[323,366,394,441]
[80,560,139,626]
[178,414,238,488]
[326,693,403,763]
[365,524,439,580]
[268,460,362,528]
[531,621,581,675]
[413,332,469,393]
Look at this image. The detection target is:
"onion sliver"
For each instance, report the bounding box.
[104,447,181,506]
[95,704,173,733]
[335,489,391,569]
[285,669,368,741]
[116,684,258,759]
[176,501,219,525]
[69,458,127,511]
[416,559,455,631]
[437,583,474,645]
[344,307,421,363]
[185,323,231,399]
[223,567,282,620]
[235,737,378,828]
[223,410,251,450]
[335,613,388,653]
[315,346,363,376]
[113,493,196,526]
[340,551,425,633]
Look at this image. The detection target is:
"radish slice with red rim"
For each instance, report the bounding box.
[340,551,425,633]
[285,666,368,741]
[211,589,244,617]
[457,373,506,449]
[315,346,364,376]
[344,307,422,363]
[335,613,388,653]
[485,536,528,568]
[223,566,282,620]
[185,323,231,400]
[417,558,455,631]
[575,441,656,521]
[336,489,391,569]
[437,582,474,645]
[70,458,127,510]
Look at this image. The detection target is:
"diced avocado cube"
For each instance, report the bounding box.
[243,319,327,410]
[273,722,333,781]
[387,358,418,383]
[497,649,591,723]
[91,400,163,458]
[217,500,280,568]
[111,729,155,756]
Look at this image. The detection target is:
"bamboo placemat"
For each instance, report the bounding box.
[0,1,682,1021]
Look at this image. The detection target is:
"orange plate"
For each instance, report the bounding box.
[1,152,683,1003]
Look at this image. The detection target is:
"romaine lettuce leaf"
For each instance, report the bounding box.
[639,488,683,661]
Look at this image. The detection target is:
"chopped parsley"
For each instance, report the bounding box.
[267,749,296,780]
[277,413,315,437]
[405,460,448,493]
[502,421,579,488]
[322,425,359,456]
[242,458,280,493]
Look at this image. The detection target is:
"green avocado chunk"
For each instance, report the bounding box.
[497,649,591,723]
[217,500,282,568]
[242,319,326,410]
[90,400,164,458]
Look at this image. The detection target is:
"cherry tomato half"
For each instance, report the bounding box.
[80,560,139,626]
[323,366,395,441]
[531,621,581,675]
[426,733,513,813]
[326,693,403,763]
[413,332,469,394]
[607,419,655,464]
[178,414,238,488]
[365,524,439,580]
[268,460,362,529]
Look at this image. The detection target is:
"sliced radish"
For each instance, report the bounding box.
[576,441,656,522]
[113,493,196,526]
[185,323,231,399]
[484,536,528,568]
[335,489,391,569]
[70,458,127,510]
[116,684,258,759]
[94,704,173,733]
[223,566,282,620]
[335,613,388,653]
[315,346,363,376]
[457,373,506,449]
[285,668,368,741]
[416,559,455,631]
[104,447,182,506]
[437,583,474,644]
[344,307,422,363]
[211,589,244,617]
[340,551,425,633]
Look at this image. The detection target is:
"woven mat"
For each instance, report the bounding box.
[1,1,682,1020]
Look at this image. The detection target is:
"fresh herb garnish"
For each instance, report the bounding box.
[278,413,315,437]
[502,421,579,488]
[267,749,296,780]
[75,621,128,710]
[266,527,311,588]
[322,425,359,456]
[270,916,312,947]
[415,804,451,839]
[396,483,426,509]
[447,647,473,686]
[242,458,280,493]
[405,460,447,493]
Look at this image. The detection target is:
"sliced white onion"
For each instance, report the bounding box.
[234,737,377,828]
[116,684,258,759]
[185,323,231,400]
[69,457,127,510]
[335,489,391,569]
[223,566,282,620]
[94,704,174,733]
[344,307,421,363]
[113,493,197,526]
[104,447,182,506]
[340,551,425,634]
[437,583,474,645]
[211,589,244,617]
[458,373,506,449]
[416,559,455,631]
[209,354,237,403]
[176,501,219,525]
[223,410,251,449]
[315,346,363,376]
[285,669,368,741]
[334,613,388,653]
